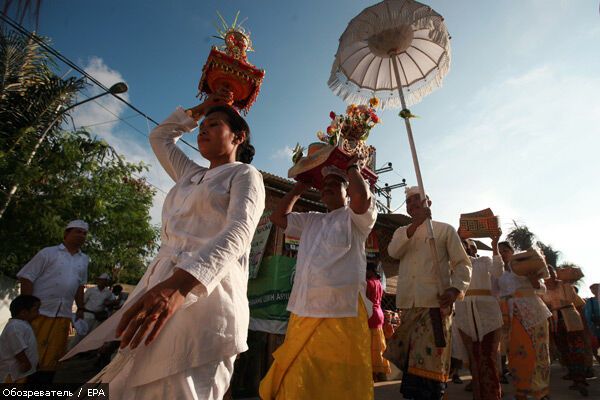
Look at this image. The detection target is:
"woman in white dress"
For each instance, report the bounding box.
[64,89,265,400]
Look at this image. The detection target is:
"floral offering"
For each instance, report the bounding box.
[317,97,381,145]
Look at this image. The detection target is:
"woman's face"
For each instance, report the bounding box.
[498,244,514,264]
[197,112,243,161]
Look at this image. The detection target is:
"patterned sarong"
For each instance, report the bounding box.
[259,301,372,400]
[459,328,502,400]
[554,313,586,383]
[31,315,71,371]
[371,327,391,374]
[508,307,550,399]
[386,307,452,382]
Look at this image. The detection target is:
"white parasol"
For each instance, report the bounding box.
[329,0,452,327]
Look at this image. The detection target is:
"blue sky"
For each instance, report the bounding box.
[14,0,600,295]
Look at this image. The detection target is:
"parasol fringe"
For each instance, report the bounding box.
[328,50,450,108]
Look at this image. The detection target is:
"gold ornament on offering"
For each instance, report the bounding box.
[198,11,265,114]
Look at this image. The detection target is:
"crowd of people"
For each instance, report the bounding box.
[0,219,127,384]
[1,88,599,400]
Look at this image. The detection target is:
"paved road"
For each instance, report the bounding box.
[375,363,599,399]
[56,353,598,399]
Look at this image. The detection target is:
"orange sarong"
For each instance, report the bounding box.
[31,315,71,371]
[508,308,550,399]
[259,300,372,400]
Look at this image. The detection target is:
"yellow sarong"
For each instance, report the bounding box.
[259,300,373,400]
[371,327,391,374]
[31,315,71,371]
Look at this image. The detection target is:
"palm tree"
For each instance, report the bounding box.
[0,28,84,217]
[2,0,44,29]
[537,241,561,268]
[506,222,536,251]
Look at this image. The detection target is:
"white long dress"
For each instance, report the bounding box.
[63,108,265,399]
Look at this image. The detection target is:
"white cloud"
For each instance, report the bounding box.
[387,63,600,295]
[271,145,294,160]
[69,57,173,225]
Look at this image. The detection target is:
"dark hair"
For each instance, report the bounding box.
[112,284,123,294]
[366,262,381,279]
[498,241,514,252]
[205,105,255,164]
[10,294,40,317]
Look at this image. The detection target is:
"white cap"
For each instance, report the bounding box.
[66,220,89,231]
[98,273,111,280]
[405,186,427,199]
[321,165,348,182]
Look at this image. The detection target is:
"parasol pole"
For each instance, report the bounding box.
[390,53,447,346]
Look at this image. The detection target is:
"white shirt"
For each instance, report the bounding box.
[454,255,504,341]
[504,271,551,330]
[83,286,115,314]
[388,221,472,309]
[63,108,265,388]
[17,244,88,318]
[286,195,377,318]
[0,319,38,381]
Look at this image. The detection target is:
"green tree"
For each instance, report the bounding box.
[0,28,159,283]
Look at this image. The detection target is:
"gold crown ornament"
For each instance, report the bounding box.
[198,12,265,114]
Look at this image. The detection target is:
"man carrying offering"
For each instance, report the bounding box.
[259,159,377,400]
[387,187,471,400]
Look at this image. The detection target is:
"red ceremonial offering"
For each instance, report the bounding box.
[198,12,265,114]
[288,101,381,189]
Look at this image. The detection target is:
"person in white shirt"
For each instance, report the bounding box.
[455,237,504,400]
[386,187,471,400]
[62,89,265,400]
[70,273,114,347]
[82,273,114,330]
[17,219,89,383]
[503,256,551,400]
[259,161,377,400]
[0,295,40,383]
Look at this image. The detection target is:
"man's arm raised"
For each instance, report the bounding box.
[269,181,309,230]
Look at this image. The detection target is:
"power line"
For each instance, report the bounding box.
[77,114,141,129]
[0,12,200,153]
[1,14,186,196]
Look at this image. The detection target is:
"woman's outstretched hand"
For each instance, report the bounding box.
[116,268,199,349]
[186,87,234,122]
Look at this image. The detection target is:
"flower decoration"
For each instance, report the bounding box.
[317,97,381,145]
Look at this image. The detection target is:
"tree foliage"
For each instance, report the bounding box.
[0,28,159,283]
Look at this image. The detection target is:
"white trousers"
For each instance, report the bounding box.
[90,352,236,400]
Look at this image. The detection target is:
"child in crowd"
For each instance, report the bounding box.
[0,295,40,383]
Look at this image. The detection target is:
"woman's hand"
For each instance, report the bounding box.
[491,229,502,255]
[186,87,234,122]
[526,270,543,289]
[116,269,199,349]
